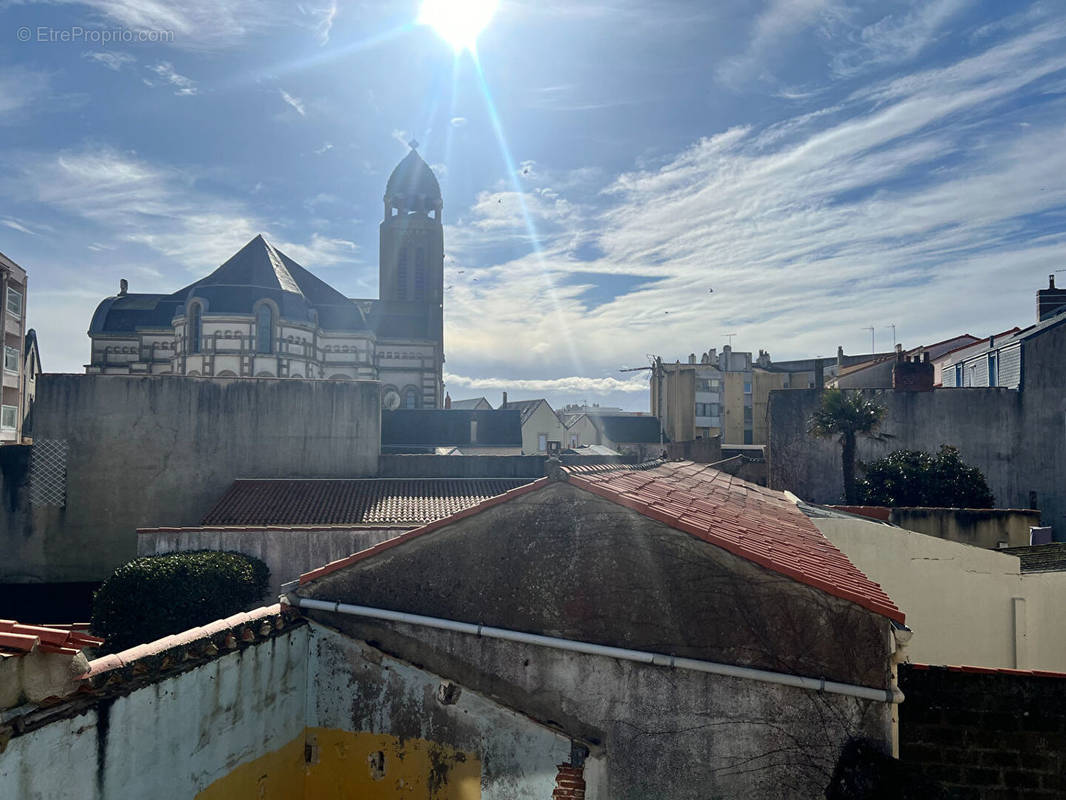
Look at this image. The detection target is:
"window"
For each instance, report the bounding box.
[189,304,202,353]
[743,381,752,394]
[743,406,753,423]
[6,287,22,318]
[987,352,998,387]
[696,377,721,391]
[397,249,408,300]
[0,405,16,430]
[404,388,418,409]
[414,249,426,299]
[537,433,548,452]
[255,305,274,354]
[954,364,963,387]
[743,430,753,444]
[569,434,578,447]
[3,346,17,373]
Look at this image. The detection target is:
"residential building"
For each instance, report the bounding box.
[652,345,885,446]
[564,412,666,459]
[0,251,28,443]
[86,144,446,408]
[827,335,981,389]
[21,329,41,433]
[501,397,566,453]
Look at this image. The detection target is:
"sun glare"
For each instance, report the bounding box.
[418,0,499,53]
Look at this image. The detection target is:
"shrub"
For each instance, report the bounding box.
[91,550,270,651]
[857,445,994,508]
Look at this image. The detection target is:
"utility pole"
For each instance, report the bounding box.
[862,326,875,353]
[621,355,665,448]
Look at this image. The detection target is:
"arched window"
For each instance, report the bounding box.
[414,248,426,299]
[189,303,202,353]
[397,249,408,300]
[404,388,419,409]
[256,305,274,354]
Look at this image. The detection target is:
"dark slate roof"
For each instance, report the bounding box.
[999,543,1066,573]
[201,478,532,526]
[385,147,441,202]
[89,235,370,335]
[503,399,547,424]
[381,409,522,451]
[450,397,492,410]
[592,414,668,444]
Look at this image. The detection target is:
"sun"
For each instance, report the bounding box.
[418,0,499,53]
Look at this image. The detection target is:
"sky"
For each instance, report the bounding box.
[2,0,1066,411]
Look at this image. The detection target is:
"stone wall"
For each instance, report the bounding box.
[6,374,380,585]
[899,664,1066,797]
[830,506,1041,549]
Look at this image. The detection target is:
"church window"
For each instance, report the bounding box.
[415,249,426,299]
[404,388,419,409]
[256,305,274,354]
[189,304,202,353]
[397,249,409,300]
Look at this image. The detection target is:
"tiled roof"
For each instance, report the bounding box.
[297,461,904,624]
[0,621,103,657]
[86,604,298,680]
[908,663,1066,679]
[567,463,903,623]
[998,543,1066,573]
[202,478,533,526]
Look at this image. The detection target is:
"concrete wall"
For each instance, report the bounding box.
[0,626,311,800]
[766,387,1066,535]
[138,526,401,597]
[816,517,1066,671]
[888,507,1040,549]
[899,664,1066,797]
[8,374,380,584]
[0,622,594,800]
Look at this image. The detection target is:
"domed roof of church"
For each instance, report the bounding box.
[385,144,441,203]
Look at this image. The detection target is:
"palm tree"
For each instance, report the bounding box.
[808,389,889,504]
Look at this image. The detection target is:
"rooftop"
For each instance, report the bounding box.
[998,542,1066,573]
[299,461,903,624]
[200,477,533,527]
[0,621,102,658]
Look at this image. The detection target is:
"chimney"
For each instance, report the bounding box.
[119,278,128,296]
[502,391,508,408]
[814,358,825,389]
[444,392,452,409]
[836,345,844,369]
[1037,273,1066,320]
[688,353,696,364]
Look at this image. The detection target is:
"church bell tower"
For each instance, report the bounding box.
[379,141,445,404]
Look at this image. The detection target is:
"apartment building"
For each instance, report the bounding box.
[0,251,28,443]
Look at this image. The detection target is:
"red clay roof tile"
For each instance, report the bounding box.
[0,621,103,657]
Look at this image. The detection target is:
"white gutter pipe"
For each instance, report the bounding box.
[289,596,902,704]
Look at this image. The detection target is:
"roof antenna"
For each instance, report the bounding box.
[408,139,419,150]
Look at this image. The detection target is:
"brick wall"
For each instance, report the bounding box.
[551,762,586,800]
[899,664,1066,798]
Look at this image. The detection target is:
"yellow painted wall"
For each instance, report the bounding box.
[721,372,746,444]
[198,728,481,800]
[752,370,788,445]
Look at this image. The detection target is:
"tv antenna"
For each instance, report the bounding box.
[724,333,737,347]
[885,323,897,348]
[862,326,875,353]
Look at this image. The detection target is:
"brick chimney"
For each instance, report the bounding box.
[892,352,934,392]
[1037,273,1066,321]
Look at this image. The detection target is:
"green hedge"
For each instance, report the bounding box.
[91,550,270,651]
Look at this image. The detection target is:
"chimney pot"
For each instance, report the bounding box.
[502,391,507,408]
[119,278,128,295]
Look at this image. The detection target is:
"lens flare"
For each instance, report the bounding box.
[418,0,499,53]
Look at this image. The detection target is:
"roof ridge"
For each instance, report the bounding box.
[262,239,302,295]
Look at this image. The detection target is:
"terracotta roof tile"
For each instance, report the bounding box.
[909,663,1066,679]
[0,620,103,657]
[202,478,533,526]
[566,462,904,623]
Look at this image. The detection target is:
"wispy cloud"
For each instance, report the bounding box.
[279,89,306,116]
[148,62,197,95]
[1,217,38,235]
[82,51,136,71]
[0,67,51,119]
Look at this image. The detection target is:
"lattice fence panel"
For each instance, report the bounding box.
[30,438,68,507]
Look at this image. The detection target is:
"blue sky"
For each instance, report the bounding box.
[2,0,1066,410]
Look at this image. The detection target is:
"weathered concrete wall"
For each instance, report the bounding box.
[0,622,597,800]
[766,387,1066,533]
[899,664,1066,797]
[8,374,380,584]
[888,507,1040,549]
[310,615,891,800]
[817,517,1066,671]
[307,624,596,800]
[0,626,311,800]
[0,444,34,580]
[138,526,401,597]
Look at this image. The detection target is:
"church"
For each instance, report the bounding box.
[86,144,445,410]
